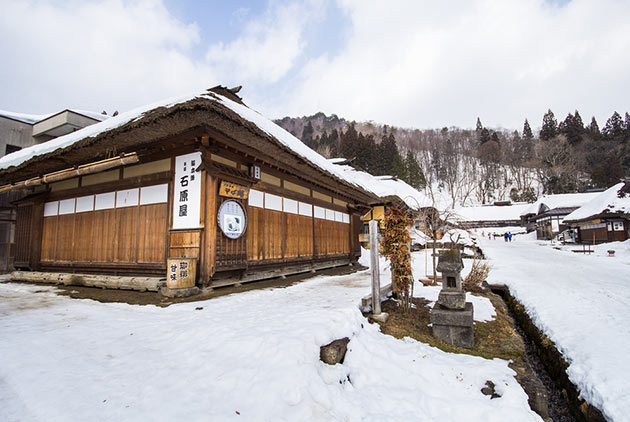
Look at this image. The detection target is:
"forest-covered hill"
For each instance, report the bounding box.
[275,110,630,207]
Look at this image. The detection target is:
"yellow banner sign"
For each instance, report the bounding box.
[219,181,249,199]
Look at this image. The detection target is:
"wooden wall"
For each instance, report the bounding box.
[246,207,316,262]
[41,203,167,265]
[238,189,351,268]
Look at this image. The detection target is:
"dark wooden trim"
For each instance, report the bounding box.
[46,171,171,201]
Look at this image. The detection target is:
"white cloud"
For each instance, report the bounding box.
[205,0,324,84]
[1,0,628,131]
[0,0,214,114]
[268,0,630,129]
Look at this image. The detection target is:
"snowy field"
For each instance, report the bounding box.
[479,234,630,422]
[0,251,541,422]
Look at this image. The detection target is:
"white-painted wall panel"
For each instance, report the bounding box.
[76,195,94,213]
[44,201,59,217]
[314,206,326,219]
[140,184,168,205]
[265,193,283,211]
[58,199,75,215]
[116,188,139,208]
[299,202,313,217]
[95,192,116,210]
[248,189,264,208]
[283,198,298,214]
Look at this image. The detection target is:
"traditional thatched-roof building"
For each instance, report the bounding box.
[1,87,378,292]
[563,181,630,244]
[520,192,602,240]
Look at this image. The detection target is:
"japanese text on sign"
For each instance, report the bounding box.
[219,181,249,199]
[172,152,202,229]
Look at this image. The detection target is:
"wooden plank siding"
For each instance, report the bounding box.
[14,204,33,266]
[40,203,167,265]
[168,230,201,259]
[243,203,349,268]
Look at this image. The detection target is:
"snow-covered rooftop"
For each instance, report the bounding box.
[563,182,630,222]
[520,192,601,217]
[0,92,198,171]
[0,110,53,124]
[326,161,431,211]
[0,108,108,126]
[66,109,110,122]
[454,203,531,222]
[0,90,375,196]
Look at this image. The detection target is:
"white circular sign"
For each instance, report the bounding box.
[217,200,247,239]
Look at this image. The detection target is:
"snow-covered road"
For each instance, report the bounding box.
[0,260,540,422]
[480,236,630,422]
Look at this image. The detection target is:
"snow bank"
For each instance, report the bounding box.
[480,238,630,421]
[0,269,539,421]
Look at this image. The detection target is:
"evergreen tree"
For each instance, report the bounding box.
[602,112,624,141]
[475,117,483,133]
[573,110,584,130]
[301,121,315,148]
[328,129,340,156]
[376,133,400,175]
[587,116,601,139]
[559,112,583,144]
[355,133,377,172]
[479,127,491,144]
[339,124,359,159]
[540,109,558,141]
[391,153,407,180]
[522,119,534,140]
[404,150,426,189]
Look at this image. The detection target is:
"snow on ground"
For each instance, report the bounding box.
[479,235,630,422]
[0,254,540,422]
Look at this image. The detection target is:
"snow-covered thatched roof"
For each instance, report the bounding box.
[520,192,601,217]
[563,182,630,222]
[326,160,432,211]
[0,88,378,205]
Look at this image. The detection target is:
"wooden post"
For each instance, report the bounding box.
[369,220,381,315]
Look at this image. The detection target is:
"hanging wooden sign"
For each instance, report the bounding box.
[219,181,249,199]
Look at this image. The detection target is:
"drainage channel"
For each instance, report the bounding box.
[489,284,606,422]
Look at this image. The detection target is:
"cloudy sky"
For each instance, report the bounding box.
[1,0,629,130]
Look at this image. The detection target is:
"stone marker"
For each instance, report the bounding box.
[430,249,474,348]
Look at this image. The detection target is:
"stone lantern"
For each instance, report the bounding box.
[430,249,474,348]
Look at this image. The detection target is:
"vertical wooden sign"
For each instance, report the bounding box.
[172,152,202,229]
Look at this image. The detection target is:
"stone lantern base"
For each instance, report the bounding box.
[430,302,474,348]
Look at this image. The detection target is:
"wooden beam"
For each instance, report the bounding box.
[0,153,139,193]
